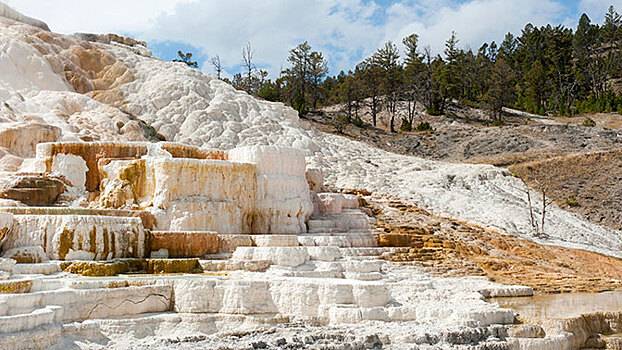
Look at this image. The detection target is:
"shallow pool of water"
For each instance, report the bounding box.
[492,291,622,319]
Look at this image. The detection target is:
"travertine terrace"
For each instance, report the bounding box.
[0,140,533,349]
[0,3,620,349]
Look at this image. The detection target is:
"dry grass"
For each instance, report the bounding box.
[558,113,622,129]
[509,149,622,230]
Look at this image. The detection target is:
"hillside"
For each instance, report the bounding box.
[0,5,619,259]
[313,101,622,231]
[0,5,622,349]
[510,150,622,230]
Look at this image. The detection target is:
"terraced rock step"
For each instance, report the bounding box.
[151,231,379,257]
[0,207,155,229]
[0,175,65,206]
[4,214,149,260]
[372,200,622,292]
[151,231,219,258]
[59,259,202,276]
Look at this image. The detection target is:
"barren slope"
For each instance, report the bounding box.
[510,150,622,230]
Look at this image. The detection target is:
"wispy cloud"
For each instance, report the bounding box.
[6,0,619,78]
[578,0,622,23]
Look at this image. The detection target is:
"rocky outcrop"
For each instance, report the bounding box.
[93,143,313,234]
[0,3,50,31]
[72,33,147,48]
[228,146,313,234]
[0,123,61,159]
[36,141,226,192]
[510,311,622,349]
[2,246,47,263]
[0,175,65,206]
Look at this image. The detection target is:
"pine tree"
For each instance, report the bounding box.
[525,60,546,113]
[372,41,402,132]
[173,50,198,68]
[439,32,463,106]
[484,59,515,119]
[402,34,425,126]
[357,58,383,127]
[308,51,329,109]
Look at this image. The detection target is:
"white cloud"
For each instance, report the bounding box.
[5,0,602,78]
[141,0,384,77]
[139,0,566,77]
[4,0,195,33]
[578,0,622,23]
[384,0,564,55]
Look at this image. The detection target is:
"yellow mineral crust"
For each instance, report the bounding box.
[60,258,202,276]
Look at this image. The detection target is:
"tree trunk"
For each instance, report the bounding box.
[371,96,378,127]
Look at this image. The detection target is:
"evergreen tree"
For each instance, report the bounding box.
[402,34,424,126]
[439,32,463,108]
[308,51,329,109]
[484,59,515,119]
[357,58,383,126]
[372,41,402,132]
[283,42,328,110]
[173,50,198,68]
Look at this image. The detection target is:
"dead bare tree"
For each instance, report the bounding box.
[241,42,255,94]
[211,55,222,80]
[523,181,537,231]
[519,178,553,236]
[535,179,553,235]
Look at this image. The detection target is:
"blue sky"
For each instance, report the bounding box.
[7,0,622,78]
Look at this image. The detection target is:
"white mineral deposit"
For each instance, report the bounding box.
[0,3,620,350]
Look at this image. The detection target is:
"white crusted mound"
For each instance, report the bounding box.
[0,3,49,31]
[0,8,619,257]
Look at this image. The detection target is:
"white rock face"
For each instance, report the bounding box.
[232,247,310,267]
[228,146,313,233]
[0,257,15,273]
[144,158,256,233]
[50,154,87,191]
[94,144,312,234]
[2,246,48,263]
[305,167,324,192]
[0,3,50,31]
[0,285,172,321]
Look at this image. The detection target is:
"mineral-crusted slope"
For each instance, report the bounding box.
[0,4,619,257]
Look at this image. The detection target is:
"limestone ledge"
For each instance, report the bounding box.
[36,142,314,235]
[0,207,155,230]
[0,274,514,328]
[150,231,219,258]
[3,214,148,260]
[35,141,225,192]
[59,258,202,276]
[509,311,622,350]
